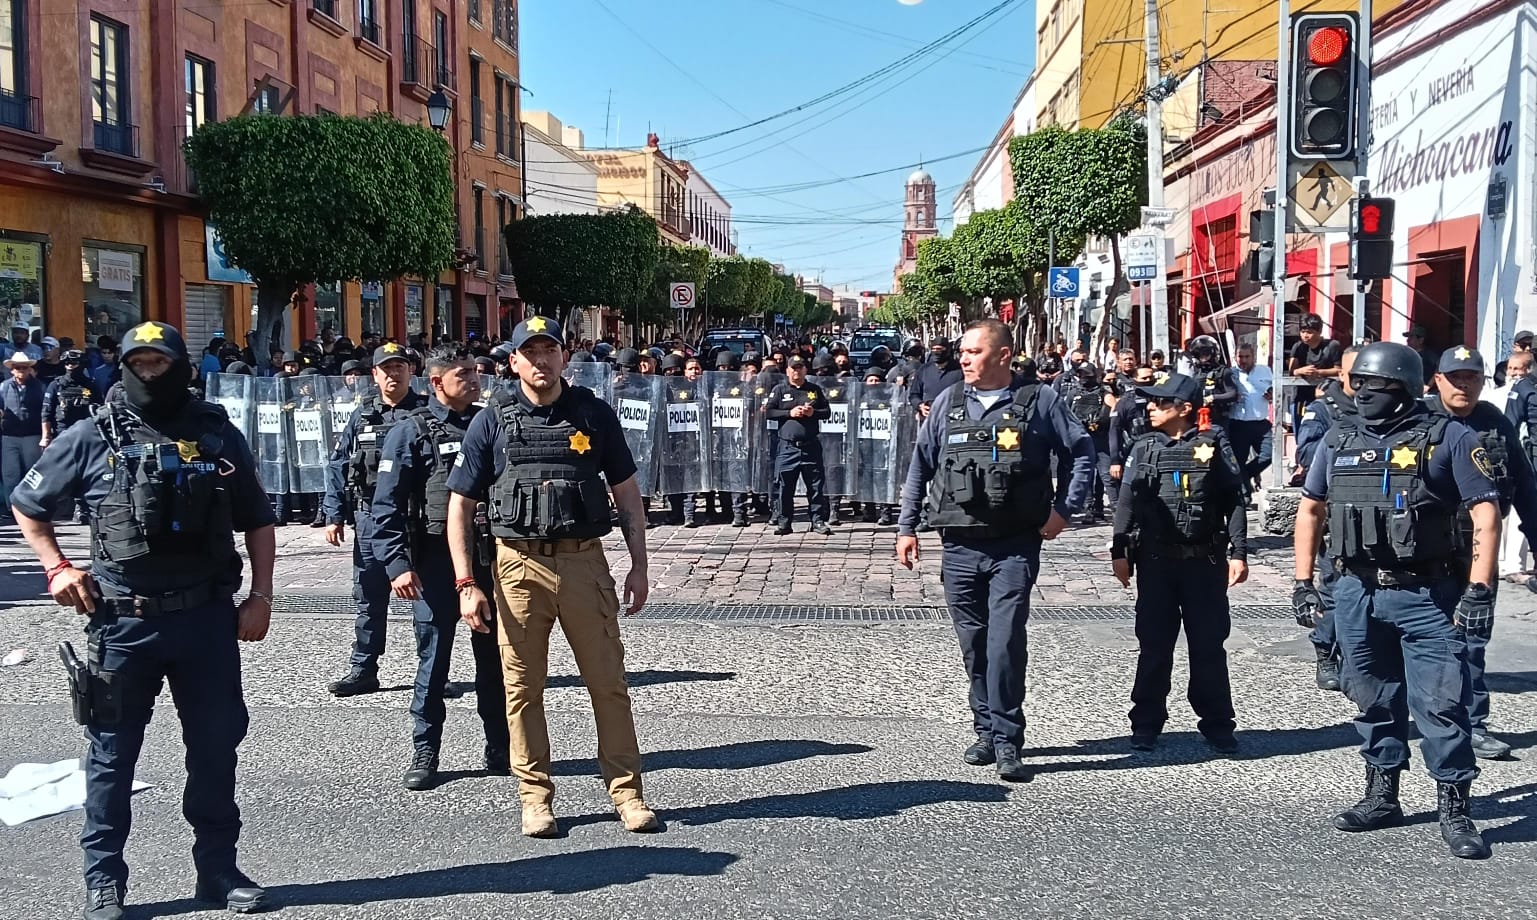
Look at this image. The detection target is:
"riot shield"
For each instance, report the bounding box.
[705,372,752,494]
[563,361,614,404]
[206,373,255,444]
[657,376,706,496]
[284,375,332,494]
[613,372,662,497]
[253,376,289,496]
[814,376,854,498]
[750,370,786,497]
[328,377,374,440]
[851,380,905,505]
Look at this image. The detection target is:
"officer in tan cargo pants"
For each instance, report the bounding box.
[445,317,657,838]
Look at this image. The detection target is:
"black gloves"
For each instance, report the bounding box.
[1293,578,1323,628]
[1455,583,1496,640]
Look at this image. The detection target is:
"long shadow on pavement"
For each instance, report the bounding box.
[1025,723,1361,776]
[553,739,873,777]
[1485,671,1537,693]
[444,669,736,699]
[136,846,737,913]
[561,779,1010,832]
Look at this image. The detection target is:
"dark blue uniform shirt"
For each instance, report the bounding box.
[1425,397,1537,545]
[9,402,275,591]
[370,397,480,579]
[445,380,636,500]
[898,379,1095,536]
[322,389,424,522]
[764,380,830,442]
[1302,408,1501,510]
[909,359,963,411]
[1,376,44,436]
[1504,376,1537,443]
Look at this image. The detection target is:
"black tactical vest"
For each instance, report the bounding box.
[1069,388,1109,434]
[90,401,239,592]
[1132,430,1225,547]
[1126,395,1150,440]
[1199,367,1229,417]
[1324,414,1459,567]
[926,384,1053,537]
[53,378,95,431]
[407,405,475,537]
[346,397,403,499]
[488,388,612,540]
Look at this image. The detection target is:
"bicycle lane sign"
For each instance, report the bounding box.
[1047,267,1081,298]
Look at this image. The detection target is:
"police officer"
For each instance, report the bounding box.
[444,317,658,838]
[714,349,751,525]
[910,337,963,420]
[662,353,708,526]
[1185,335,1239,429]
[12,321,274,918]
[324,342,424,696]
[1065,363,1114,521]
[1292,345,1362,692]
[896,319,1094,782]
[1108,364,1154,484]
[855,368,898,525]
[1505,348,1537,466]
[371,346,510,790]
[1110,373,1248,754]
[1293,341,1498,860]
[1426,346,1537,760]
[41,349,102,448]
[766,355,833,535]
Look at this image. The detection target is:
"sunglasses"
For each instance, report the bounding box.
[1151,397,1185,409]
[1350,375,1403,392]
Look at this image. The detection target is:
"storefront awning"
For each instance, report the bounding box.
[1197,277,1301,333]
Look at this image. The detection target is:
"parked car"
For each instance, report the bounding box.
[698,327,773,361]
[848,327,903,369]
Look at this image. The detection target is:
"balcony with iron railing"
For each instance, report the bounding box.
[0,89,37,133]
[470,96,484,145]
[357,16,380,46]
[92,120,138,157]
[401,35,434,99]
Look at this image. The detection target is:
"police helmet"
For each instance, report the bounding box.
[1186,335,1221,361]
[1350,341,1424,394]
[614,347,641,370]
[121,322,189,362]
[869,345,891,364]
[741,351,762,369]
[811,354,837,374]
[593,342,614,360]
[659,353,685,372]
[715,349,740,371]
[902,338,923,357]
[490,342,515,363]
[648,346,666,362]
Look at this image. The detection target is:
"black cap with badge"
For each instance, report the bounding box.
[1438,345,1486,376]
[372,342,411,366]
[1137,372,1203,405]
[510,316,563,350]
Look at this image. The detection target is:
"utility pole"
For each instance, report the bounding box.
[1352,0,1372,343]
[1271,0,1292,490]
[1145,0,1171,360]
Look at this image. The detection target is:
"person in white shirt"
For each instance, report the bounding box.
[1227,343,1274,490]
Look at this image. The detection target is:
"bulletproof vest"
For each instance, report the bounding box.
[1133,431,1225,546]
[407,405,474,537]
[346,397,402,498]
[926,384,1054,537]
[488,389,612,540]
[90,401,238,590]
[1199,366,1230,417]
[1069,388,1109,433]
[53,377,95,430]
[1125,394,1150,440]
[1323,413,1459,567]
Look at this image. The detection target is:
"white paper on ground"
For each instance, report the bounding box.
[0,758,153,827]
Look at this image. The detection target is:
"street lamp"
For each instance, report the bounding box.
[426,90,451,132]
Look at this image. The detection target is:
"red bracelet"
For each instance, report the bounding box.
[454,577,478,590]
[44,559,73,581]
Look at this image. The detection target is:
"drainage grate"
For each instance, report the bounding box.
[270,596,1293,623]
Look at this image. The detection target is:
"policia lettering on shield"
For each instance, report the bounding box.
[13,321,276,918]
[897,319,1094,783]
[444,316,659,839]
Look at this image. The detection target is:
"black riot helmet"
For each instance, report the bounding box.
[869,345,892,368]
[1349,341,1424,395]
[614,347,641,370]
[811,353,837,375]
[1186,335,1222,368]
[659,353,685,374]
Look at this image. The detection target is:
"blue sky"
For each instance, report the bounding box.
[520,0,1037,293]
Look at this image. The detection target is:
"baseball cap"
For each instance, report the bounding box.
[786,355,808,369]
[1516,330,1534,344]
[510,316,562,350]
[120,322,188,361]
[1438,345,1486,375]
[371,342,410,366]
[340,359,365,375]
[1138,372,1202,404]
[1405,324,1429,339]
[41,336,59,349]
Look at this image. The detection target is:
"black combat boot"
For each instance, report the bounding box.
[84,885,125,920]
[402,745,439,791]
[994,743,1030,782]
[194,867,266,913]
[1332,764,1404,831]
[1315,646,1341,692]
[328,666,380,697]
[962,737,995,766]
[1438,781,1491,859]
[773,521,792,535]
[731,511,748,527]
[485,741,511,776]
[876,507,893,526]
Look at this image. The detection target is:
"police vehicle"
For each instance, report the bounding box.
[848,327,902,369]
[698,327,773,360]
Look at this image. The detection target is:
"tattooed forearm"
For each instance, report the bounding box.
[1468,501,1501,587]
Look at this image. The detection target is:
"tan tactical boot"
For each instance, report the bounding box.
[521,803,558,838]
[616,799,659,832]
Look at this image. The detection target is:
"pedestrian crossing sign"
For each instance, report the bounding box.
[1287,159,1355,232]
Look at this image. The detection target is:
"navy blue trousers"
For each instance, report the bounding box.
[940,537,1038,748]
[351,512,391,670]
[1128,553,1236,738]
[1332,573,1477,783]
[775,439,827,525]
[82,599,248,890]
[411,543,508,752]
[1310,552,1338,651]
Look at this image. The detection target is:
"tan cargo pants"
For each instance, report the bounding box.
[492,537,643,807]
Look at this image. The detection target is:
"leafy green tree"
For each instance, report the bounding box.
[502,206,660,330]
[647,244,710,334]
[186,113,456,357]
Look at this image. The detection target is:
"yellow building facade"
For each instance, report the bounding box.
[581,136,690,246]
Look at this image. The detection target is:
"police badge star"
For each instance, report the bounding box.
[807,392,817,401]
[176,440,201,462]
[828,389,839,398]
[1192,442,1216,464]
[995,428,1020,451]
[569,431,592,454]
[1390,445,1417,469]
[1455,346,1472,360]
[730,387,741,396]
[526,316,549,332]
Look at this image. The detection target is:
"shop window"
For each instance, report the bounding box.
[405,283,424,337]
[313,281,343,340]
[82,244,143,343]
[434,284,453,341]
[0,235,44,334]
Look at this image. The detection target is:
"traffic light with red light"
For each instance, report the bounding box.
[1290,12,1359,160]
[1349,197,1395,280]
